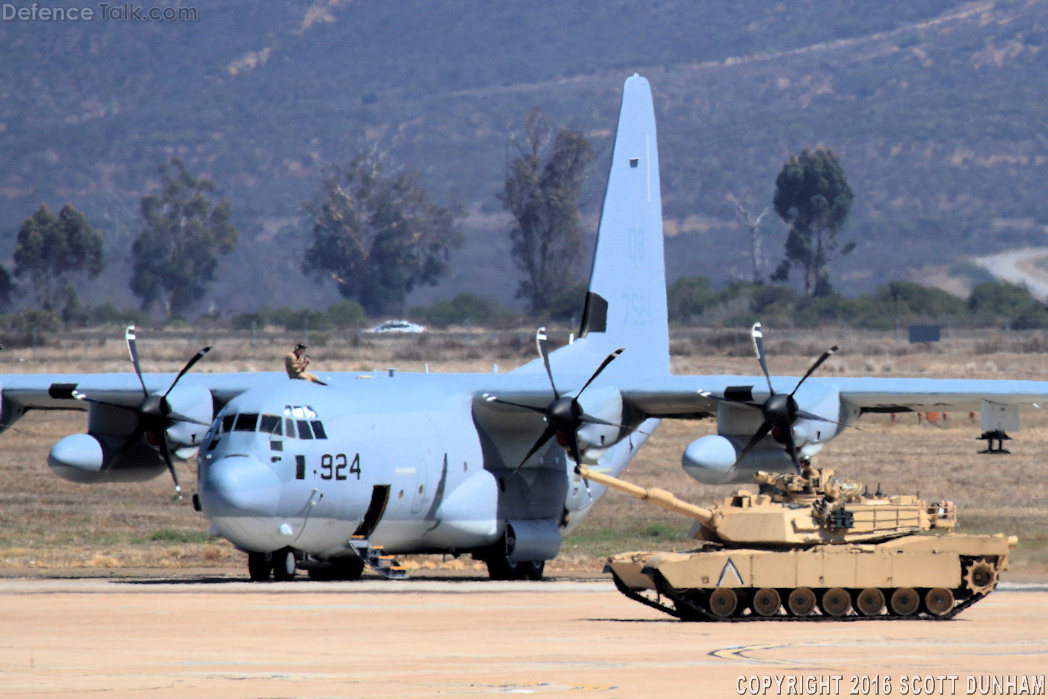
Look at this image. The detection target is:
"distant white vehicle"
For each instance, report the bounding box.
[365,319,427,334]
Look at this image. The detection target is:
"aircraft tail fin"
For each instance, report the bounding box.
[578,75,669,375]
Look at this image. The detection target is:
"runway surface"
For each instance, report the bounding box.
[0,576,1045,698]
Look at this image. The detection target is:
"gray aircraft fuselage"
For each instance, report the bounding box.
[198,371,649,561]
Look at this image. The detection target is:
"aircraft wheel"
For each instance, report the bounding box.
[308,557,365,581]
[307,566,334,581]
[333,556,366,580]
[523,560,544,581]
[486,558,543,581]
[890,588,920,616]
[247,551,272,582]
[272,547,297,581]
[787,588,817,617]
[820,588,852,617]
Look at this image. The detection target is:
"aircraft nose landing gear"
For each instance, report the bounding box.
[247,548,298,582]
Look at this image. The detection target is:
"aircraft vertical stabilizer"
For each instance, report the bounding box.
[578,75,669,376]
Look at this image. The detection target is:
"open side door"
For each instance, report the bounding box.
[353,485,390,538]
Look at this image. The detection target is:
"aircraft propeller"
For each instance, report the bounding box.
[700,322,843,470]
[483,327,630,469]
[73,326,212,500]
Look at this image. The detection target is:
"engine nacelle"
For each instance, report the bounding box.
[681,434,792,485]
[163,382,214,449]
[48,433,165,483]
[575,386,623,464]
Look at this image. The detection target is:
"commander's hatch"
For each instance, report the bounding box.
[471,392,553,470]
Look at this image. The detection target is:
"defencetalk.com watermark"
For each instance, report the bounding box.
[2,3,198,21]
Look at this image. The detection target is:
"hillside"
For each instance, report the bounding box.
[1,0,1046,314]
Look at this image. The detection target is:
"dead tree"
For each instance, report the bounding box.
[727,193,769,284]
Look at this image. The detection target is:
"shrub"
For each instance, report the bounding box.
[326,300,366,329]
[87,303,145,327]
[411,293,514,327]
[667,276,719,322]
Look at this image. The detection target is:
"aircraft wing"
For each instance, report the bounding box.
[617,375,1048,417]
[0,372,288,415]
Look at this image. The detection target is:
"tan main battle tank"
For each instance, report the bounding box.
[580,465,1016,621]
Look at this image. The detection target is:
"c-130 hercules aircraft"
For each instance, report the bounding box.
[5,75,1048,582]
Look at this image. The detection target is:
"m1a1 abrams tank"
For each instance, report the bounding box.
[579,465,1016,621]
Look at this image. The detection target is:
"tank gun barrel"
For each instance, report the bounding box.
[576,465,715,524]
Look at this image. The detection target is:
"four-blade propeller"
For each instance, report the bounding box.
[73,326,212,500]
[700,322,841,470]
[483,328,628,469]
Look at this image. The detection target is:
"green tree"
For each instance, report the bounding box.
[130,159,238,317]
[772,148,855,297]
[968,280,1048,329]
[13,202,103,314]
[302,152,463,316]
[877,280,967,319]
[667,276,719,322]
[499,107,593,314]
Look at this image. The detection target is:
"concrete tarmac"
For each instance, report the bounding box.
[0,576,1046,698]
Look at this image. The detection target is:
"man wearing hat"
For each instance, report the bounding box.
[285,343,325,384]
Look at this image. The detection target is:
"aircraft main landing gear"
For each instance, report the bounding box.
[307,556,366,581]
[273,547,298,581]
[478,533,546,581]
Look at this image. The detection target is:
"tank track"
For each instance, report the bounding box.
[609,571,987,622]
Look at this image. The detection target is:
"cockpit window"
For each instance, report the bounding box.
[234,413,259,431]
[310,420,327,439]
[221,414,235,433]
[259,414,282,435]
[297,420,314,439]
[285,405,318,419]
[284,418,296,438]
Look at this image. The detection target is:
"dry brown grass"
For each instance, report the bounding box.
[2,326,1047,579]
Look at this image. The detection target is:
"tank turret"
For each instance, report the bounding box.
[578,465,956,547]
[580,465,1017,621]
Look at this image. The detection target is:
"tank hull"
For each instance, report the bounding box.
[607,533,1012,621]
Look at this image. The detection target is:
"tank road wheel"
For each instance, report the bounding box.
[752,588,782,617]
[708,588,739,618]
[924,587,954,617]
[272,547,297,581]
[787,588,817,617]
[247,551,272,582]
[964,559,998,595]
[855,588,885,617]
[820,588,852,618]
[890,588,920,616]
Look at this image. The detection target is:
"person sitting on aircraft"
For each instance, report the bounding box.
[285,343,326,385]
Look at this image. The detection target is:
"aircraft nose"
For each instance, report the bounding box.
[201,456,282,517]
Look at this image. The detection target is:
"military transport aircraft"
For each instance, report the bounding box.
[3,75,1047,582]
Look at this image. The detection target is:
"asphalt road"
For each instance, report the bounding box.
[0,576,1045,698]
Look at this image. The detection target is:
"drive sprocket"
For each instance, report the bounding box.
[964,559,998,595]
